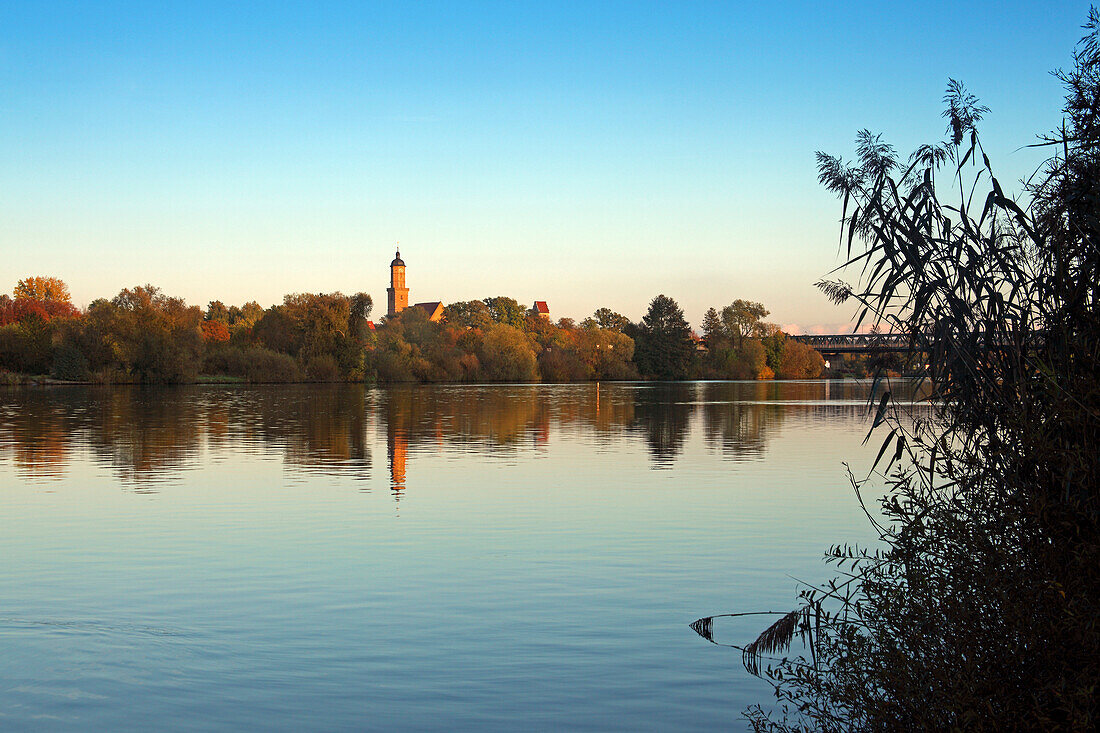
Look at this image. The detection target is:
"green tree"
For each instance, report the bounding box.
[720,299,769,348]
[205,300,231,323]
[444,300,493,329]
[592,307,630,332]
[761,324,786,372]
[482,296,527,329]
[701,307,723,346]
[578,324,637,379]
[348,292,373,341]
[634,294,694,380]
[252,306,299,355]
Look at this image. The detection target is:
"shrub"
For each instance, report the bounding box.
[52,344,89,381]
[90,366,132,384]
[202,346,303,383]
[305,354,340,382]
[538,347,590,382]
[243,348,302,383]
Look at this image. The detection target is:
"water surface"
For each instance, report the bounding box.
[1,381,898,730]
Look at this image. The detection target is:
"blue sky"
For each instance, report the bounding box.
[1,1,1091,330]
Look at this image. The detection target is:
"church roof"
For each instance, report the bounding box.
[533,301,550,313]
[391,250,405,267]
[413,301,444,321]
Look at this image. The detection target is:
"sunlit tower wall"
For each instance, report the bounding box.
[386,250,409,317]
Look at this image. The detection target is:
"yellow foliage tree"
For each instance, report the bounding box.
[14,276,71,303]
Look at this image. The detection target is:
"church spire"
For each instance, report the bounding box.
[387,247,409,317]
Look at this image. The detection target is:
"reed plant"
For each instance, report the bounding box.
[694,11,1100,730]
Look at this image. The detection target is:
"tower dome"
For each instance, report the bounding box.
[391,250,405,267]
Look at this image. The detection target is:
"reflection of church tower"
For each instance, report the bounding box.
[386,250,409,317]
[388,431,408,500]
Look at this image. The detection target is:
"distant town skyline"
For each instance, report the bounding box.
[2,1,1090,332]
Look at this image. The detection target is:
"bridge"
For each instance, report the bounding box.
[791,333,912,355]
[791,331,1046,356]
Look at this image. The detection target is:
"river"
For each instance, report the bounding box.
[1,380,903,731]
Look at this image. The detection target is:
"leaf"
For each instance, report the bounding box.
[743,609,803,677]
[892,434,907,468]
[870,429,897,472]
[864,390,891,444]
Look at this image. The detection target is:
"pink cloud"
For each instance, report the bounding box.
[781,322,881,336]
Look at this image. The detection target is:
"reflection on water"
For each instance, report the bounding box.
[0,380,923,732]
[0,381,898,494]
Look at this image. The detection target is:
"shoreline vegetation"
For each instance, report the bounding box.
[2,282,830,386]
[719,12,1100,730]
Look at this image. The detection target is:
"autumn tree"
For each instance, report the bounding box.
[14,276,71,303]
[480,323,539,381]
[774,338,824,378]
[0,278,81,374]
[106,285,204,383]
[201,320,231,343]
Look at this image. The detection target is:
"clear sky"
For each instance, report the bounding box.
[1,1,1091,331]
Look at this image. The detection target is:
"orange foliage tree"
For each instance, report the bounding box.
[201,320,231,343]
[14,276,71,303]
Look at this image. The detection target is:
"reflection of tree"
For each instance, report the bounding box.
[0,388,77,479]
[86,388,204,488]
[700,382,783,459]
[631,383,696,466]
[377,383,641,495]
[246,385,373,480]
[0,385,374,489]
[2,382,915,490]
[381,385,545,448]
[554,383,636,437]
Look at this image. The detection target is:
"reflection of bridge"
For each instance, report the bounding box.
[791,333,912,355]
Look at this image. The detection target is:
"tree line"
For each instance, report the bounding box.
[0,277,824,384]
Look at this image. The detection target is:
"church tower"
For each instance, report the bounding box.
[386,250,409,317]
